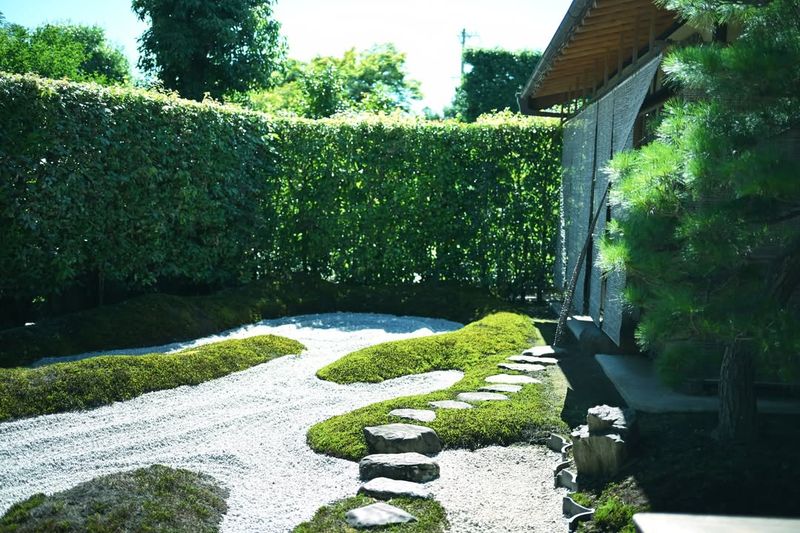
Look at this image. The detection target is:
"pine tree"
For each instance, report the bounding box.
[601,0,800,442]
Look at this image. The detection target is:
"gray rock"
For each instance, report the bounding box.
[358,477,433,500]
[497,363,546,373]
[359,452,440,483]
[429,400,473,410]
[479,384,522,393]
[456,392,509,403]
[507,355,559,365]
[485,374,541,385]
[571,424,628,477]
[555,468,578,491]
[523,345,565,357]
[388,409,436,423]
[364,423,442,455]
[587,405,636,434]
[345,502,417,528]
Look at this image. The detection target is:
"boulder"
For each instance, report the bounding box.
[358,477,433,500]
[498,363,546,373]
[456,392,509,403]
[388,409,436,423]
[428,400,473,410]
[507,355,559,365]
[485,374,541,385]
[359,452,440,483]
[364,423,442,455]
[587,405,636,435]
[345,502,417,528]
[571,425,627,477]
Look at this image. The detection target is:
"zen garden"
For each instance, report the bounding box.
[0,0,798,531]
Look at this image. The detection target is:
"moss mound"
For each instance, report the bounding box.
[0,465,227,532]
[293,495,447,533]
[308,313,568,460]
[0,334,304,422]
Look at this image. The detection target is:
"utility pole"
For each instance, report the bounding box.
[459,28,477,75]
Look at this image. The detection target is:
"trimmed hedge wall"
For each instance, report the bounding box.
[0,73,561,307]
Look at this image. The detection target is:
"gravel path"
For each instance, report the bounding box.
[1,312,568,532]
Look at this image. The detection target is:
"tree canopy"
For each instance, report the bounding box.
[132,0,284,101]
[601,0,800,442]
[245,44,422,117]
[0,20,129,85]
[447,48,541,122]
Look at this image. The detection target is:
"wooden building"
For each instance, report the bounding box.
[518,0,732,345]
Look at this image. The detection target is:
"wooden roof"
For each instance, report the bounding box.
[519,0,679,111]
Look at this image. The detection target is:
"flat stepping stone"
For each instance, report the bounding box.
[388,408,436,422]
[523,345,566,357]
[364,423,442,455]
[429,400,473,410]
[345,502,417,528]
[456,392,509,403]
[360,452,440,482]
[479,383,522,393]
[485,373,542,385]
[358,477,433,500]
[508,355,559,365]
[498,362,546,373]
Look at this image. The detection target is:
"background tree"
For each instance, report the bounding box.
[245,44,421,117]
[0,20,129,84]
[132,0,284,101]
[601,0,800,442]
[447,48,541,122]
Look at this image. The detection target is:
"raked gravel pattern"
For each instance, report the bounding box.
[1,312,568,532]
[431,444,569,533]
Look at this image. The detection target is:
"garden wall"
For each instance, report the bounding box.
[0,74,561,312]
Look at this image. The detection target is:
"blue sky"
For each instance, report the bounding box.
[0,0,571,113]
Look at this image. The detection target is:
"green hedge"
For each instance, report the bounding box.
[0,73,561,306]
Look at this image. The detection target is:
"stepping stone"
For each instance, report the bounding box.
[523,345,566,357]
[364,423,442,455]
[479,383,522,393]
[360,452,440,482]
[429,400,473,410]
[358,477,433,500]
[485,374,542,385]
[508,355,559,365]
[456,392,509,403]
[388,408,436,423]
[345,502,417,528]
[498,363,546,373]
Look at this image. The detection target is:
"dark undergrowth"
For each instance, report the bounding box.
[0,465,227,533]
[572,412,800,532]
[0,278,521,369]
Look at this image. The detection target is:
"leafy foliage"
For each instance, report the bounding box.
[0,334,304,421]
[308,313,568,460]
[448,48,541,122]
[132,0,284,100]
[0,465,227,532]
[601,1,800,384]
[0,74,561,309]
[0,21,129,84]
[246,44,421,117]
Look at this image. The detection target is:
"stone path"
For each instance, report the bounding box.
[345,343,568,529]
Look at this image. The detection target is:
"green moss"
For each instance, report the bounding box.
[0,279,517,368]
[0,465,227,533]
[591,496,642,533]
[0,334,304,421]
[293,495,447,533]
[308,313,569,460]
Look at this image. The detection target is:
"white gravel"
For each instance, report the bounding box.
[1,312,568,532]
